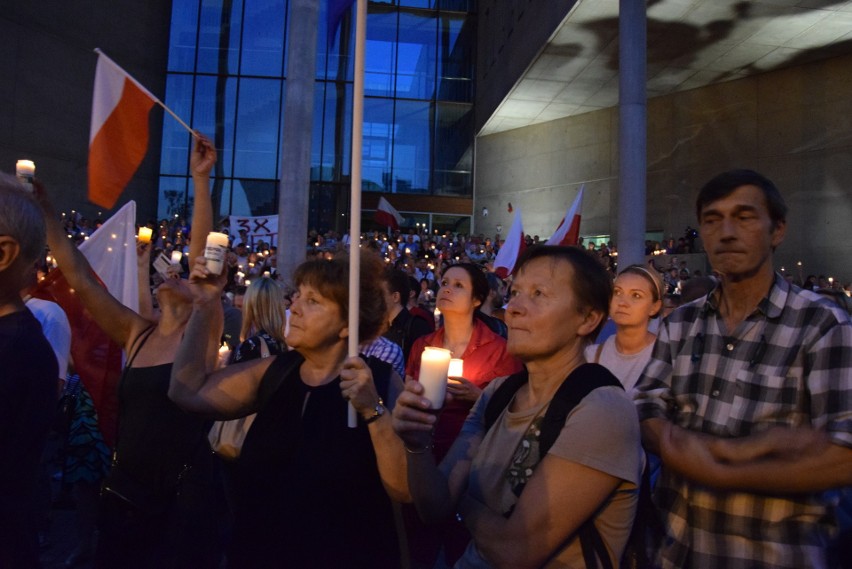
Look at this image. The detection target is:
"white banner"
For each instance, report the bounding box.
[229,215,279,247]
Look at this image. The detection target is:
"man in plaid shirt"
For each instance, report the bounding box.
[635,170,852,568]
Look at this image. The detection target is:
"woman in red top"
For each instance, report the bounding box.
[406,263,522,461]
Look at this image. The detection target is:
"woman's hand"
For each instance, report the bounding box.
[447,376,482,402]
[340,356,382,420]
[136,242,150,268]
[391,379,438,451]
[190,134,217,179]
[188,255,227,305]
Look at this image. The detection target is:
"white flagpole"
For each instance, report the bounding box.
[347,0,368,428]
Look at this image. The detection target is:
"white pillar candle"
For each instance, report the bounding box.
[419,347,451,409]
[137,227,153,244]
[448,358,464,379]
[217,342,231,369]
[16,159,35,180]
[205,231,230,275]
[171,250,183,264]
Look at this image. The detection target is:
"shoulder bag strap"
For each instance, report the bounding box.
[483,370,529,432]
[255,349,305,411]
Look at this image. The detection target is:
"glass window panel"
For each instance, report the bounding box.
[362,97,395,192]
[213,179,233,219]
[161,74,195,175]
[433,102,472,196]
[192,75,238,177]
[234,77,283,179]
[158,176,189,220]
[168,0,200,72]
[396,11,437,100]
[398,0,436,8]
[437,14,473,102]
[432,213,470,235]
[240,0,286,77]
[392,100,432,194]
[440,0,475,12]
[318,82,353,183]
[197,0,243,75]
[365,9,398,97]
[231,179,278,217]
[319,0,355,80]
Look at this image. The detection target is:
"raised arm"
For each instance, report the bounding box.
[136,241,156,321]
[34,181,149,351]
[188,134,216,262]
[169,255,271,419]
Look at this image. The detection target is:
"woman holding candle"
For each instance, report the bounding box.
[584,264,663,395]
[392,246,643,569]
[34,135,225,569]
[405,263,522,567]
[169,252,408,569]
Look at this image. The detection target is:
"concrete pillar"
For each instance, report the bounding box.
[277,0,319,284]
[617,0,647,270]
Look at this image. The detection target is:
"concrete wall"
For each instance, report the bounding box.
[474,53,852,283]
[0,1,171,223]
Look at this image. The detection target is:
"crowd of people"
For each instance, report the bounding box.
[1,135,850,569]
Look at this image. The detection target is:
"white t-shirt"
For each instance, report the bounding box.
[584,336,655,395]
[26,297,72,379]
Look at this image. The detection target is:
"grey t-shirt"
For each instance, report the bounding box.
[454,375,643,568]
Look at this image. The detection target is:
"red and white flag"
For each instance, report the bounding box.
[88,50,157,209]
[376,196,403,231]
[32,201,139,447]
[546,185,584,247]
[493,208,526,279]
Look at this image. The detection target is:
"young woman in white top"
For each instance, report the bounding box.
[585,264,663,395]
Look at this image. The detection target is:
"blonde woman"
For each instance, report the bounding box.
[586,264,663,395]
[230,277,288,364]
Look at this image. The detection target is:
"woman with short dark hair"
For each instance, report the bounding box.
[170,252,407,568]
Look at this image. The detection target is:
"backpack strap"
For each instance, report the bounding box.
[255,349,305,411]
[484,369,529,431]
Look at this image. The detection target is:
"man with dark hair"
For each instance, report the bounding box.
[0,176,58,568]
[635,169,852,568]
[382,268,432,364]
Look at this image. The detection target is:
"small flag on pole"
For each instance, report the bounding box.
[376,196,403,231]
[546,185,584,247]
[88,51,158,209]
[493,208,526,279]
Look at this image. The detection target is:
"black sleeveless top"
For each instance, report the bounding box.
[228,353,400,568]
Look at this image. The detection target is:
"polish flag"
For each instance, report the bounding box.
[376,196,403,231]
[88,50,157,209]
[493,208,526,279]
[546,185,584,247]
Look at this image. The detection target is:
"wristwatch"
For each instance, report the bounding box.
[364,397,385,425]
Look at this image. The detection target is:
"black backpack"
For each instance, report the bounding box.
[483,363,653,569]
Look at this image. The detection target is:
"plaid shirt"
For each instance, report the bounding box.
[635,274,852,569]
[362,336,405,379]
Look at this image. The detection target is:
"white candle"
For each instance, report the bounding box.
[448,358,464,379]
[205,231,230,274]
[217,342,231,369]
[16,159,35,179]
[171,250,183,264]
[137,227,153,244]
[419,347,451,409]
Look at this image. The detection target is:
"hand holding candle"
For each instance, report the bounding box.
[419,347,451,409]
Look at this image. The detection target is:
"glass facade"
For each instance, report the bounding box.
[159,0,475,233]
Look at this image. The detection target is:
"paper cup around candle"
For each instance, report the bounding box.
[137,227,153,244]
[205,232,229,275]
[419,347,451,409]
[448,358,464,379]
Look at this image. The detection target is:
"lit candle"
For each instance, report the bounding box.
[217,342,231,369]
[419,347,451,409]
[448,358,464,379]
[205,231,230,274]
[171,250,183,264]
[16,159,35,182]
[137,227,153,243]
